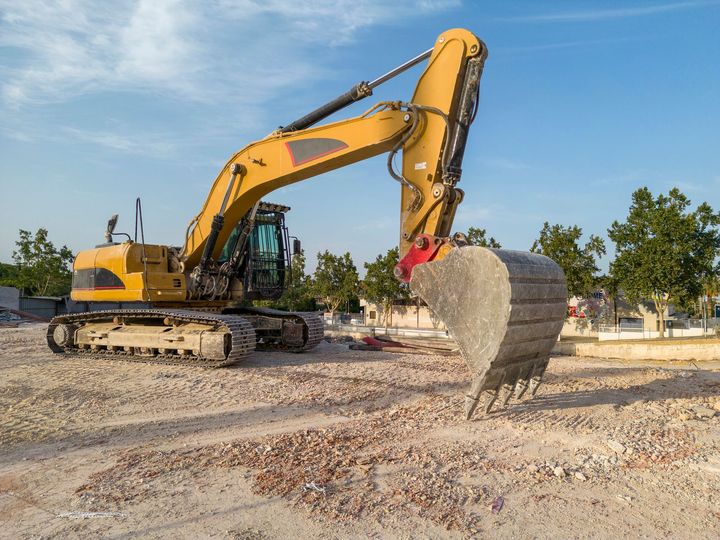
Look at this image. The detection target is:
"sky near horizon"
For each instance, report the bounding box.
[1,0,719,275]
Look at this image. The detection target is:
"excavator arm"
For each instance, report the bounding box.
[179,28,485,272]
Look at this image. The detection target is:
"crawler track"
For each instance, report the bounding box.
[47,309,256,367]
[226,307,325,352]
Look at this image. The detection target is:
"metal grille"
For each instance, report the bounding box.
[246,212,290,297]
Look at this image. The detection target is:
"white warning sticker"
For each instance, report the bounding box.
[414,162,427,170]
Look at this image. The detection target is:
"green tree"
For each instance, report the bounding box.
[608,187,720,337]
[278,250,316,311]
[9,228,74,296]
[702,274,720,321]
[362,247,410,326]
[0,262,19,286]
[312,250,359,314]
[531,222,606,299]
[597,273,620,326]
[466,227,501,248]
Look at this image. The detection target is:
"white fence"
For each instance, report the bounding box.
[324,322,451,340]
[599,319,719,341]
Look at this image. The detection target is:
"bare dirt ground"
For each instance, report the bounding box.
[1,323,719,539]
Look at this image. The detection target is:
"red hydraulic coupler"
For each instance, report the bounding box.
[394,234,449,283]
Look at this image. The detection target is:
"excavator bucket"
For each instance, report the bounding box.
[409,246,567,419]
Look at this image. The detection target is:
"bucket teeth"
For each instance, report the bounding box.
[409,246,566,419]
[483,388,500,415]
[464,376,485,419]
[528,362,548,397]
[513,366,534,400]
[464,393,481,420]
[500,382,515,407]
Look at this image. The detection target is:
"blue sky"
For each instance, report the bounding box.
[1,0,719,275]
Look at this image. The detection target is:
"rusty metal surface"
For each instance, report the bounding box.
[409,246,567,418]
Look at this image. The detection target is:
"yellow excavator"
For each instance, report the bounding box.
[47,29,567,418]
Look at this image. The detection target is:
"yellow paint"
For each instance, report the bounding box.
[71,242,185,302]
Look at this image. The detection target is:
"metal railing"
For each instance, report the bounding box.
[599,318,719,340]
[324,322,451,340]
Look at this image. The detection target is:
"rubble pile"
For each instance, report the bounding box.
[74,396,500,530]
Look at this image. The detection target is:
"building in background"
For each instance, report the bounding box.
[359,298,447,330]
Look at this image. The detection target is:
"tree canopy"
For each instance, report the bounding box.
[608,187,720,336]
[531,222,606,298]
[277,250,316,311]
[311,250,359,313]
[4,228,74,296]
[466,227,501,248]
[362,247,410,324]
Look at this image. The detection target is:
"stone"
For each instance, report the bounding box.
[692,406,717,419]
[553,466,566,478]
[574,472,587,481]
[527,464,539,474]
[607,440,626,454]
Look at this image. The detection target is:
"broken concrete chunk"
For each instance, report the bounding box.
[692,406,717,419]
[606,440,626,454]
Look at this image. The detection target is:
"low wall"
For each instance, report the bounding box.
[553,339,720,362]
[325,325,451,341]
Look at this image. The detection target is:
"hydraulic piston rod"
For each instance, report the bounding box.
[279,48,433,133]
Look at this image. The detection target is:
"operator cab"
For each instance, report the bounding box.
[219,202,297,301]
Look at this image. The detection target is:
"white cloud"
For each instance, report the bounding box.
[116,0,199,84]
[0,0,459,108]
[61,127,176,156]
[0,0,190,106]
[0,121,182,156]
[220,0,460,44]
[497,1,718,23]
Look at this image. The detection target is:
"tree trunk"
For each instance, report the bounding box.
[653,294,666,338]
[40,274,50,296]
[613,297,618,327]
[327,297,342,316]
[706,289,713,322]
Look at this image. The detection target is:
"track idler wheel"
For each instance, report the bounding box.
[409,246,567,418]
[47,322,76,352]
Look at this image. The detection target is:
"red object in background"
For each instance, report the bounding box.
[568,306,577,317]
[362,336,403,348]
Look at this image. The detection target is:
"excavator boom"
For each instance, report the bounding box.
[179,28,487,271]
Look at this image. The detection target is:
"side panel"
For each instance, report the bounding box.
[71,243,186,302]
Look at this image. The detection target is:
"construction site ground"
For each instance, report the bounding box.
[1,323,719,539]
